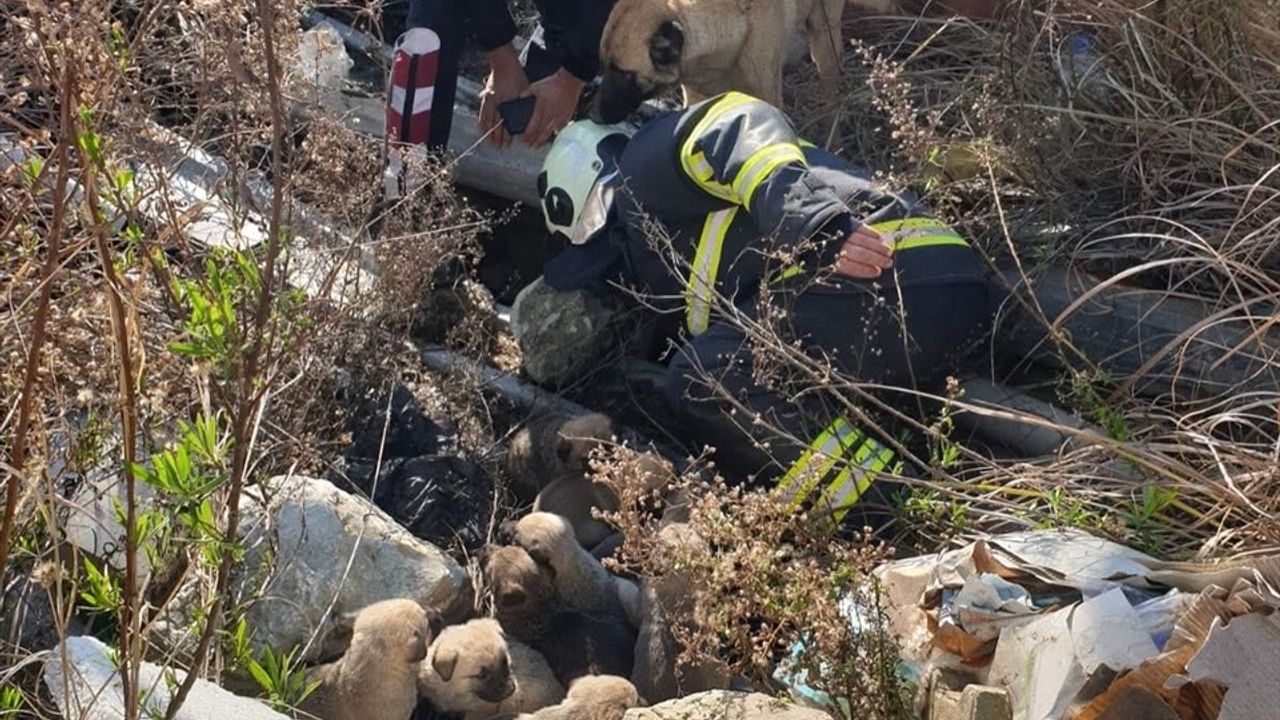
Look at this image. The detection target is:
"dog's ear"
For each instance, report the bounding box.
[499,587,527,609]
[555,436,574,464]
[649,20,684,68]
[424,607,445,640]
[432,646,459,682]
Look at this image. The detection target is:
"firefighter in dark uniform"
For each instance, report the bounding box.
[403,0,616,149]
[534,92,994,529]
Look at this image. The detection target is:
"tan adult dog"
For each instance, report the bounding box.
[592,0,897,123]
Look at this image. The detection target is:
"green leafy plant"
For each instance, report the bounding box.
[928,378,964,471]
[246,645,321,713]
[1126,485,1179,553]
[124,414,231,569]
[79,558,124,615]
[224,616,256,672]
[1064,371,1130,442]
[1032,487,1105,531]
[1,685,25,717]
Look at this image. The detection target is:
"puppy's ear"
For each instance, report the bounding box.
[555,437,574,464]
[496,519,519,544]
[408,628,429,663]
[424,607,445,640]
[499,587,527,609]
[649,20,684,68]
[432,646,459,682]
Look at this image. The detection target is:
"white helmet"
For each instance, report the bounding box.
[538,120,635,245]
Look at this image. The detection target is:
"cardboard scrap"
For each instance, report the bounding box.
[1177,612,1280,720]
[1092,686,1179,720]
[987,588,1158,720]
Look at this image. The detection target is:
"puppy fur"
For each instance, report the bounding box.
[509,675,643,720]
[419,618,565,720]
[535,449,678,553]
[297,599,434,720]
[482,544,637,687]
[513,513,621,617]
[631,525,731,704]
[507,413,615,501]
[593,0,898,123]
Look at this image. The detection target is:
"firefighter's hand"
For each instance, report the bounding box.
[521,69,585,148]
[479,44,530,148]
[834,224,894,279]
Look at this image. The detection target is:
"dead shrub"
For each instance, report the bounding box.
[593,444,909,719]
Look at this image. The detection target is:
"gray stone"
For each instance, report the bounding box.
[234,474,470,659]
[43,635,289,720]
[509,277,615,387]
[626,691,831,720]
[3,570,82,652]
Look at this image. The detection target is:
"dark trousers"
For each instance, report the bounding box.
[661,278,993,529]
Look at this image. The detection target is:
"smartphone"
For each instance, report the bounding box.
[499,96,537,135]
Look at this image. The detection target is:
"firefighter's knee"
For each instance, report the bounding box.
[661,352,700,412]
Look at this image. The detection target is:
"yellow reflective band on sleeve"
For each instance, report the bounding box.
[868,217,968,251]
[685,206,738,336]
[774,417,859,509]
[679,92,760,202]
[732,143,807,209]
[820,437,895,527]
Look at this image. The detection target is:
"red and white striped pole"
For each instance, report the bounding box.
[384,27,443,200]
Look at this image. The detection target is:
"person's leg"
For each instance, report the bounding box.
[661,279,993,532]
[661,291,904,533]
[391,0,462,151]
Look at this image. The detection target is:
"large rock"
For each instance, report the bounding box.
[509,277,616,387]
[233,474,469,659]
[626,691,832,720]
[44,635,289,720]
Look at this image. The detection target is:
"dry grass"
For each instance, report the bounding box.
[773,0,1280,559]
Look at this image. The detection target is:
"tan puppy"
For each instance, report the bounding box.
[419,618,565,720]
[592,0,898,123]
[509,675,642,720]
[507,413,615,501]
[631,524,731,704]
[297,599,433,720]
[513,513,623,617]
[483,544,559,635]
[482,544,638,686]
[534,448,677,553]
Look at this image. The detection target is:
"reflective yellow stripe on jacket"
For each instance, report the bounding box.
[685,207,738,336]
[868,217,967,251]
[773,416,896,530]
[769,216,969,284]
[680,92,806,207]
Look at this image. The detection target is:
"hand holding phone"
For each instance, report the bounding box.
[499,96,537,135]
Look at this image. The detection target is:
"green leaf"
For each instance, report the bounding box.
[245,657,272,692]
[21,156,44,188]
[113,168,134,196]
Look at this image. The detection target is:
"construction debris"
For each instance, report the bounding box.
[874,530,1280,720]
